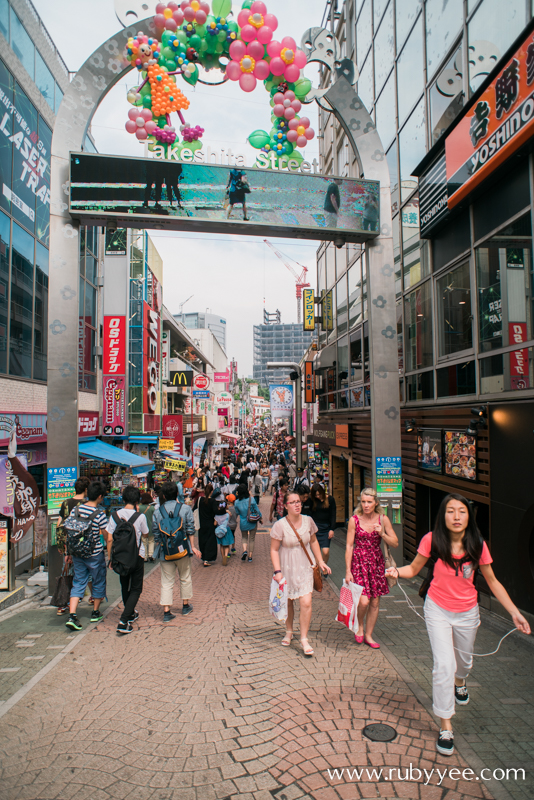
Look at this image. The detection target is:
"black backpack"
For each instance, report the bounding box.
[110,511,141,576]
[65,507,100,558]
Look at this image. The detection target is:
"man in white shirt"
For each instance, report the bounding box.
[106,485,149,635]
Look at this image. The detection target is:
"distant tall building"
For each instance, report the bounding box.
[174,312,226,351]
[253,322,313,387]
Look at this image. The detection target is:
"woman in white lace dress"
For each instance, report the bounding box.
[270,491,331,656]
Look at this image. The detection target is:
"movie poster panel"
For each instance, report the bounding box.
[417,429,443,473]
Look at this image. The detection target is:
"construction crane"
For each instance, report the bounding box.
[264,240,311,324]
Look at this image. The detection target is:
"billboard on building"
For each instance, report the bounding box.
[69,153,380,244]
[269,384,294,419]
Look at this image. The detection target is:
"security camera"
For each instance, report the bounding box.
[107,219,117,233]
[334,238,344,249]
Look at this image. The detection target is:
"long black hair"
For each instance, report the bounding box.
[432,493,483,569]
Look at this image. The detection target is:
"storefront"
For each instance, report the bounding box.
[310,423,351,524]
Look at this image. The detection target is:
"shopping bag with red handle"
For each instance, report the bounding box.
[335,580,363,632]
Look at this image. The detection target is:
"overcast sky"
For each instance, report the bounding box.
[33,0,328,376]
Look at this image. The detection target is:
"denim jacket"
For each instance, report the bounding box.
[152,500,195,560]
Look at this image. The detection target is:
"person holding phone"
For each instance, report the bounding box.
[386,493,530,757]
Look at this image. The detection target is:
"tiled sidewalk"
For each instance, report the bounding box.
[0,500,531,800]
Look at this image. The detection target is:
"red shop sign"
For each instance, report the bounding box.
[103,375,127,436]
[103,316,126,375]
[193,373,210,390]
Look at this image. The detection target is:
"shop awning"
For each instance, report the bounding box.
[129,436,158,443]
[219,432,240,439]
[78,438,154,475]
[161,450,187,460]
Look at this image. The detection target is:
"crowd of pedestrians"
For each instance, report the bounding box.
[55,426,531,758]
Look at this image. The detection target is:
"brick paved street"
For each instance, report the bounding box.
[0,498,532,800]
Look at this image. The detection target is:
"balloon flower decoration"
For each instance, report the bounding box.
[123,0,315,166]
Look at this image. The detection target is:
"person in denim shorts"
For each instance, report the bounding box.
[66,481,108,631]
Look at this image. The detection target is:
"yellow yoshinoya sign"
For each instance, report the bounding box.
[164,458,187,472]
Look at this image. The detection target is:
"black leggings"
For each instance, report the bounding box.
[119,557,144,623]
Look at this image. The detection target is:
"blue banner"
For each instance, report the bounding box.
[269,383,294,419]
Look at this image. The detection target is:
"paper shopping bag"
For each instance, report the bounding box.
[269,578,288,622]
[335,580,363,632]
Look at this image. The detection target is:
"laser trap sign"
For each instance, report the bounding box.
[69,153,380,244]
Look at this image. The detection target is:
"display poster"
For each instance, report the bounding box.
[269,384,294,419]
[164,458,187,472]
[33,508,48,558]
[70,153,380,243]
[304,360,315,404]
[161,331,170,383]
[103,375,127,436]
[444,431,477,481]
[417,429,443,473]
[47,466,77,514]
[158,438,175,451]
[303,289,315,331]
[9,457,41,541]
[105,227,127,255]
[193,437,206,467]
[376,457,402,496]
[0,520,8,590]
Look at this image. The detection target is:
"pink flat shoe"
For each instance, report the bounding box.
[354,634,364,644]
[364,638,380,649]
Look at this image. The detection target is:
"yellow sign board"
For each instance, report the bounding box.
[164,458,187,472]
[303,288,315,331]
[159,438,175,450]
[321,289,333,331]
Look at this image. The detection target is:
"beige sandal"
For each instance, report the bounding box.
[281,630,293,646]
[301,638,314,656]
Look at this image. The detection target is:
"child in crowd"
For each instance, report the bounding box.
[214,495,232,566]
[226,494,238,555]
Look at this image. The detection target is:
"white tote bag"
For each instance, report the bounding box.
[335,580,363,633]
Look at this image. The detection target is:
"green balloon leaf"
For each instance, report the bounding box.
[182,68,199,86]
[294,77,312,99]
[248,129,270,149]
[213,0,232,17]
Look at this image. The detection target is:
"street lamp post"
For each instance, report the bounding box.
[267,362,303,468]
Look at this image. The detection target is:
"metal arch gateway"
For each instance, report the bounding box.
[47,17,402,582]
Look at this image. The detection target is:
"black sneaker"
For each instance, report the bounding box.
[455,684,469,705]
[182,604,193,616]
[129,610,139,622]
[248,556,253,562]
[436,730,454,756]
[66,614,82,631]
[117,620,133,635]
[163,611,176,622]
[241,551,248,561]
[90,609,104,623]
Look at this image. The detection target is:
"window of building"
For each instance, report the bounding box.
[350,328,363,382]
[429,45,464,146]
[356,0,372,66]
[363,321,370,381]
[436,360,476,397]
[358,53,374,111]
[387,143,399,215]
[397,298,403,374]
[348,259,362,328]
[338,335,349,388]
[375,71,396,151]
[35,50,55,111]
[336,275,348,335]
[0,210,9,375]
[373,1,394,97]
[399,98,425,201]
[406,370,434,401]
[437,261,473,357]
[468,0,525,92]
[55,84,63,114]
[480,346,534,394]
[426,0,464,80]
[396,17,424,124]
[10,7,34,81]
[0,0,9,39]
[404,279,433,371]
[10,221,33,378]
[476,214,533,353]
[78,228,99,391]
[336,136,349,178]
[33,242,48,381]
[396,0,420,53]
[401,194,424,290]
[326,243,336,289]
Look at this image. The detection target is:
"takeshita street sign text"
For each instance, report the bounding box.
[69,152,380,244]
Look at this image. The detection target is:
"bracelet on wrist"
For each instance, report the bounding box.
[273,569,281,575]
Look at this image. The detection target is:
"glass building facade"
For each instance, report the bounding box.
[253,323,313,387]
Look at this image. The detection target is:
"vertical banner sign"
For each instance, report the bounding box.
[321,290,333,330]
[193,437,206,467]
[161,330,170,383]
[304,361,315,404]
[509,322,529,388]
[0,520,8,590]
[144,301,161,415]
[376,457,402,497]
[103,314,127,436]
[103,376,127,436]
[162,415,184,452]
[269,384,294,418]
[8,457,40,541]
[303,288,315,331]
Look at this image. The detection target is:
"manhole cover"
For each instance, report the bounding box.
[362,723,397,742]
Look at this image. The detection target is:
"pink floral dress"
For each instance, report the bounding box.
[350,514,389,599]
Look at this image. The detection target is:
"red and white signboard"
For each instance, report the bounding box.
[162,415,184,451]
[143,301,160,416]
[103,316,126,375]
[78,411,99,437]
[193,374,210,390]
[214,372,230,382]
[103,376,127,436]
[216,392,232,405]
[509,322,530,389]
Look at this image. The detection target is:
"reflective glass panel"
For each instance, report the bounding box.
[399,98,425,201]
[397,299,403,373]
[436,360,476,397]
[348,260,362,328]
[468,0,525,92]
[336,275,348,335]
[0,210,9,374]
[36,118,51,246]
[11,84,38,234]
[350,328,363,382]
[10,222,33,378]
[338,335,349,388]
[375,71,396,150]
[374,2,394,97]
[396,0,421,52]
[480,346,534,394]
[10,8,34,80]
[437,261,473,356]
[356,0,372,65]
[35,50,54,110]
[396,17,424,124]
[33,242,48,381]
[0,0,8,39]
[404,280,433,370]
[429,45,464,146]
[358,55,374,111]
[55,84,63,114]
[406,370,434,400]
[387,143,399,216]
[426,0,463,79]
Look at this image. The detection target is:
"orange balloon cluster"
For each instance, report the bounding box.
[147,64,190,117]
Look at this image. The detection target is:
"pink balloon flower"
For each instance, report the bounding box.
[287,115,315,147]
[237,0,278,45]
[266,36,307,82]
[227,39,270,92]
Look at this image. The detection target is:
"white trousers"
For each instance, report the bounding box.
[160,558,193,606]
[424,595,480,719]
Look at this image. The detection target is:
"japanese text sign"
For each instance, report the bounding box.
[103,375,127,436]
[321,290,333,331]
[446,30,534,208]
[376,457,402,497]
[304,361,315,404]
[158,438,175,450]
[103,316,126,375]
[164,458,187,472]
[47,466,77,513]
[303,289,315,331]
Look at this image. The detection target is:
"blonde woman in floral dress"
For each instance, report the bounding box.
[270,491,331,656]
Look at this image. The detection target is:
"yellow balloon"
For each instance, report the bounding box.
[163,8,172,18]
[297,125,305,135]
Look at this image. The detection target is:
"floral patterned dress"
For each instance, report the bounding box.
[350,514,389,599]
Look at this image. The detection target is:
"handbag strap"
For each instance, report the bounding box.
[380,517,391,559]
[286,518,315,568]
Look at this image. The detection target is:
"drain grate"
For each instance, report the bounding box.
[362,723,397,742]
